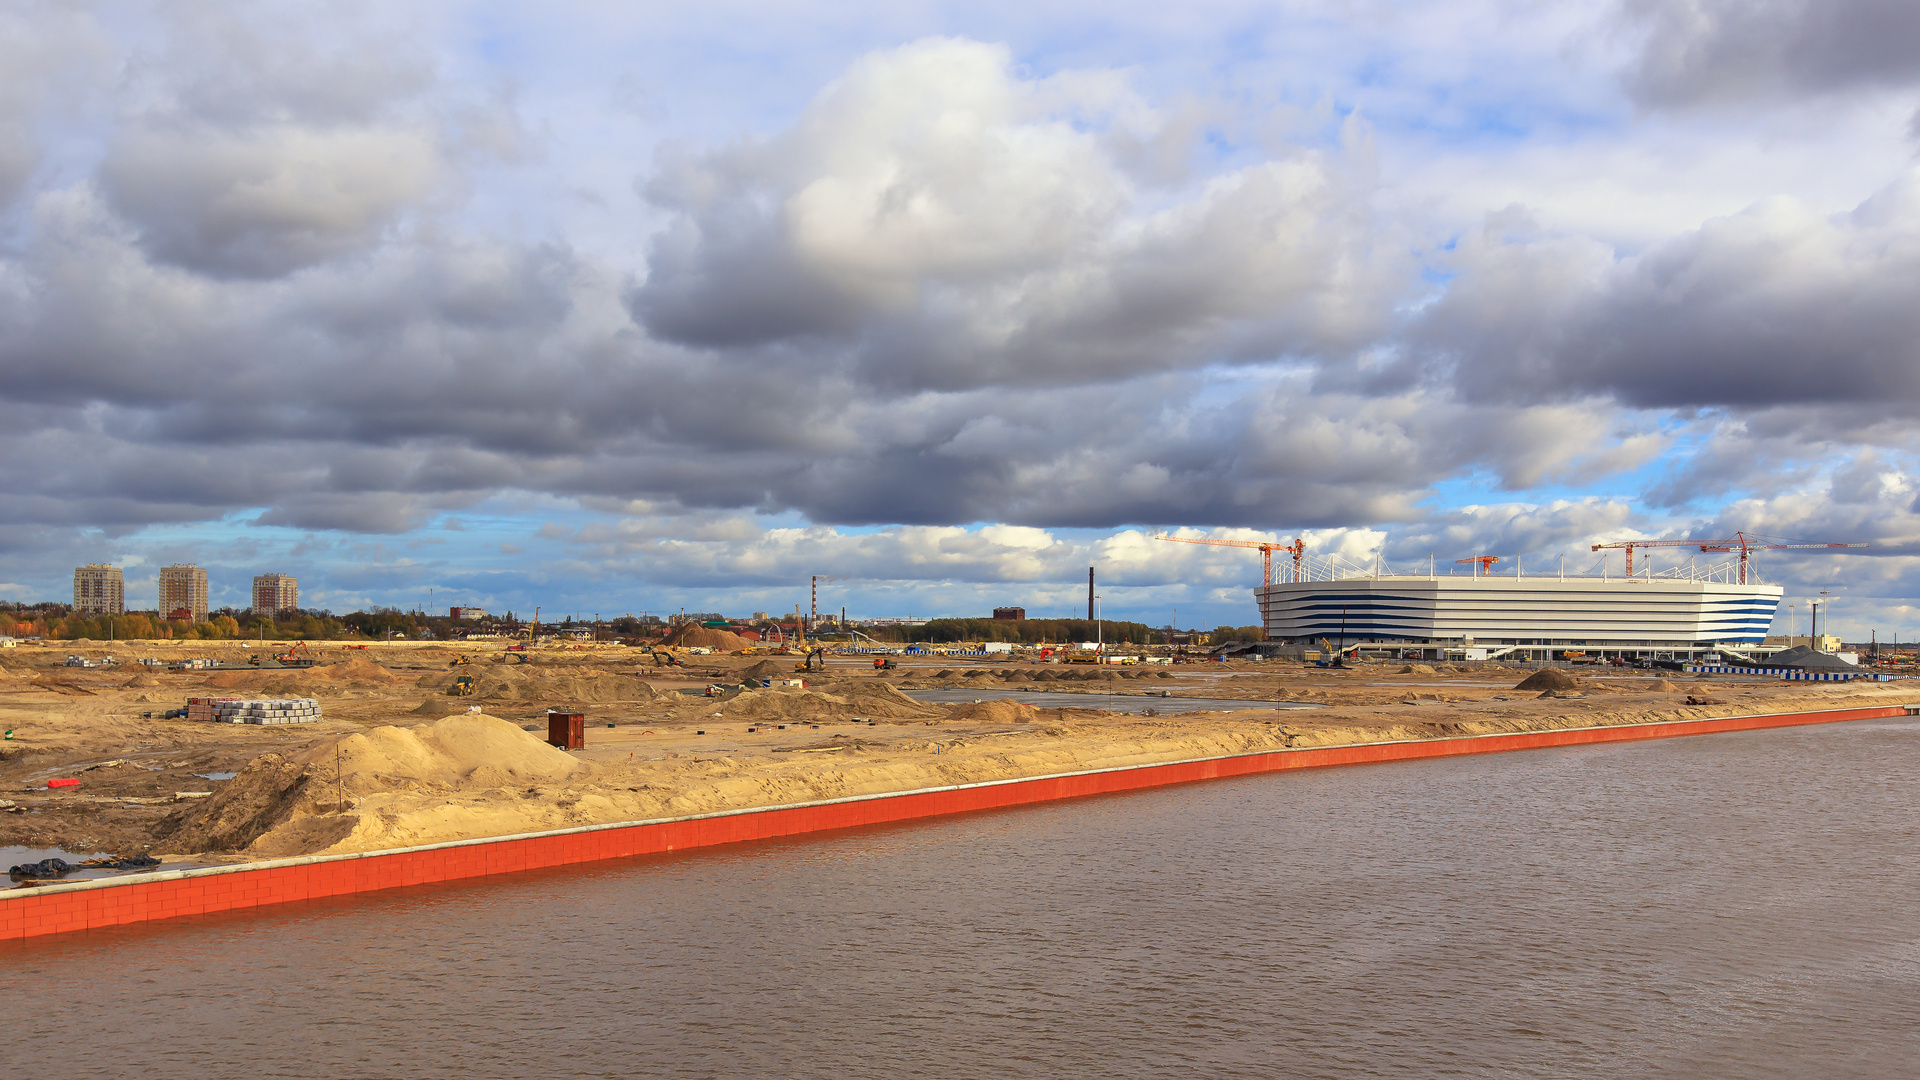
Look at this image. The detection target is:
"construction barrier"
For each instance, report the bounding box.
[1,702,1911,942]
[1685,665,1896,680]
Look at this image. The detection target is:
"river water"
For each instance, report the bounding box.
[9,718,1920,1078]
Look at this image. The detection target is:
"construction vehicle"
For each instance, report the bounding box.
[448,653,475,667]
[448,675,475,697]
[797,647,825,674]
[272,641,313,665]
[872,657,897,671]
[651,650,685,667]
[342,643,369,651]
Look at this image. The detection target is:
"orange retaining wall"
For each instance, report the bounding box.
[3,703,1909,941]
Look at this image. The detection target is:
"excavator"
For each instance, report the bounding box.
[1313,637,1358,668]
[796,647,825,674]
[650,650,686,668]
[448,675,475,697]
[448,653,476,668]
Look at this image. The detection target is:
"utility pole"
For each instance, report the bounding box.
[1088,567,1095,622]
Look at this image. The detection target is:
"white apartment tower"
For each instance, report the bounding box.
[72,564,125,615]
[252,573,299,616]
[158,564,209,622]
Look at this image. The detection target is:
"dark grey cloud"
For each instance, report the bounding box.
[1622,0,1920,106]
[1415,173,1920,417]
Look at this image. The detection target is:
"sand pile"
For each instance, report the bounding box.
[325,655,403,685]
[473,671,656,703]
[722,681,943,722]
[1399,664,1437,674]
[741,659,796,680]
[1030,670,1058,682]
[943,700,1042,725]
[1514,668,1581,692]
[121,673,162,689]
[1649,679,1682,692]
[160,713,588,854]
[660,623,754,651]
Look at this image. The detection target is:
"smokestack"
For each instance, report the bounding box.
[1088,566,1095,621]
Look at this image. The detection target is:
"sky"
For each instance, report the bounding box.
[3,0,1919,637]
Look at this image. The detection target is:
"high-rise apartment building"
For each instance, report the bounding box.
[158,564,209,622]
[252,573,299,616]
[73,564,125,615]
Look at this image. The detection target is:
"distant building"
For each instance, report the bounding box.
[73,564,125,615]
[449,607,490,620]
[992,607,1026,621]
[1765,634,1842,652]
[251,573,298,616]
[157,564,209,622]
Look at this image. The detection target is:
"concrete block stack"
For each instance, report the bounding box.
[202,698,322,725]
[186,697,241,722]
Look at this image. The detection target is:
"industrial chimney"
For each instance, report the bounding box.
[1088,566,1095,621]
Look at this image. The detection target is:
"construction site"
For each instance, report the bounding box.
[1,628,1913,879]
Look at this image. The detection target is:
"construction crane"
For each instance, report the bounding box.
[1589,539,1710,577]
[1698,532,1868,585]
[1456,555,1500,576]
[1153,535,1306,586]
[1594,533,1867,583]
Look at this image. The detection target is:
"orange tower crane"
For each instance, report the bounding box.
[1153,535,1305,586]
[1594,533,1867,583]
[1456,555,1499,575]
[1588,539,1705,577]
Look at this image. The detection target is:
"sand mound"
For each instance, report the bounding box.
[945,700,1042,725]
[160,713,587,854]
[1649,679,1682,692]
[325,655,401,684]
[121,673,162,689]
[660,623,755,651]
[962,669,990,679]
[1399,664,1436,674]
[726,681,942,722]
[1514,668,1581,691]
[411,698,473,717]
[471,671,656,703]
[1029,669,1058,682]
[740,659,795,680]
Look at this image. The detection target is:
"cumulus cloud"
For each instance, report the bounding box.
[631,37,1399,390]
[1622,0,1920,106]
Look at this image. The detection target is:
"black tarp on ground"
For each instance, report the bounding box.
[1724,645,1858,672]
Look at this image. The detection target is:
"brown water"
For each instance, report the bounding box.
[9,718,1920,1078]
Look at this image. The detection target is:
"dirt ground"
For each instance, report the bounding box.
[2,640,1911,869]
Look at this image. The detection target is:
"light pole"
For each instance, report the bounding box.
[1819,589,1833,648]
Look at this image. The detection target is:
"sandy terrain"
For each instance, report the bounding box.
[2,641,1912,867]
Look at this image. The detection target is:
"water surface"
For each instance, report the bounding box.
[10,718,1920,1078]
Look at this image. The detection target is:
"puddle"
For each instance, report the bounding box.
[903,689,1319,713]
[196,772,237,781]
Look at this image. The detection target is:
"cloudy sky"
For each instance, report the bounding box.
[3,0,1918,636]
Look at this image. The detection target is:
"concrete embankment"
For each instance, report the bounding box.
[5,700,1911,941]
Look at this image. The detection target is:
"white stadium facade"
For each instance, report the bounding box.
[1257,563,1783,663]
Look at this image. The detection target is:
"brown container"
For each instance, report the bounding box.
[546,710,585,750]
